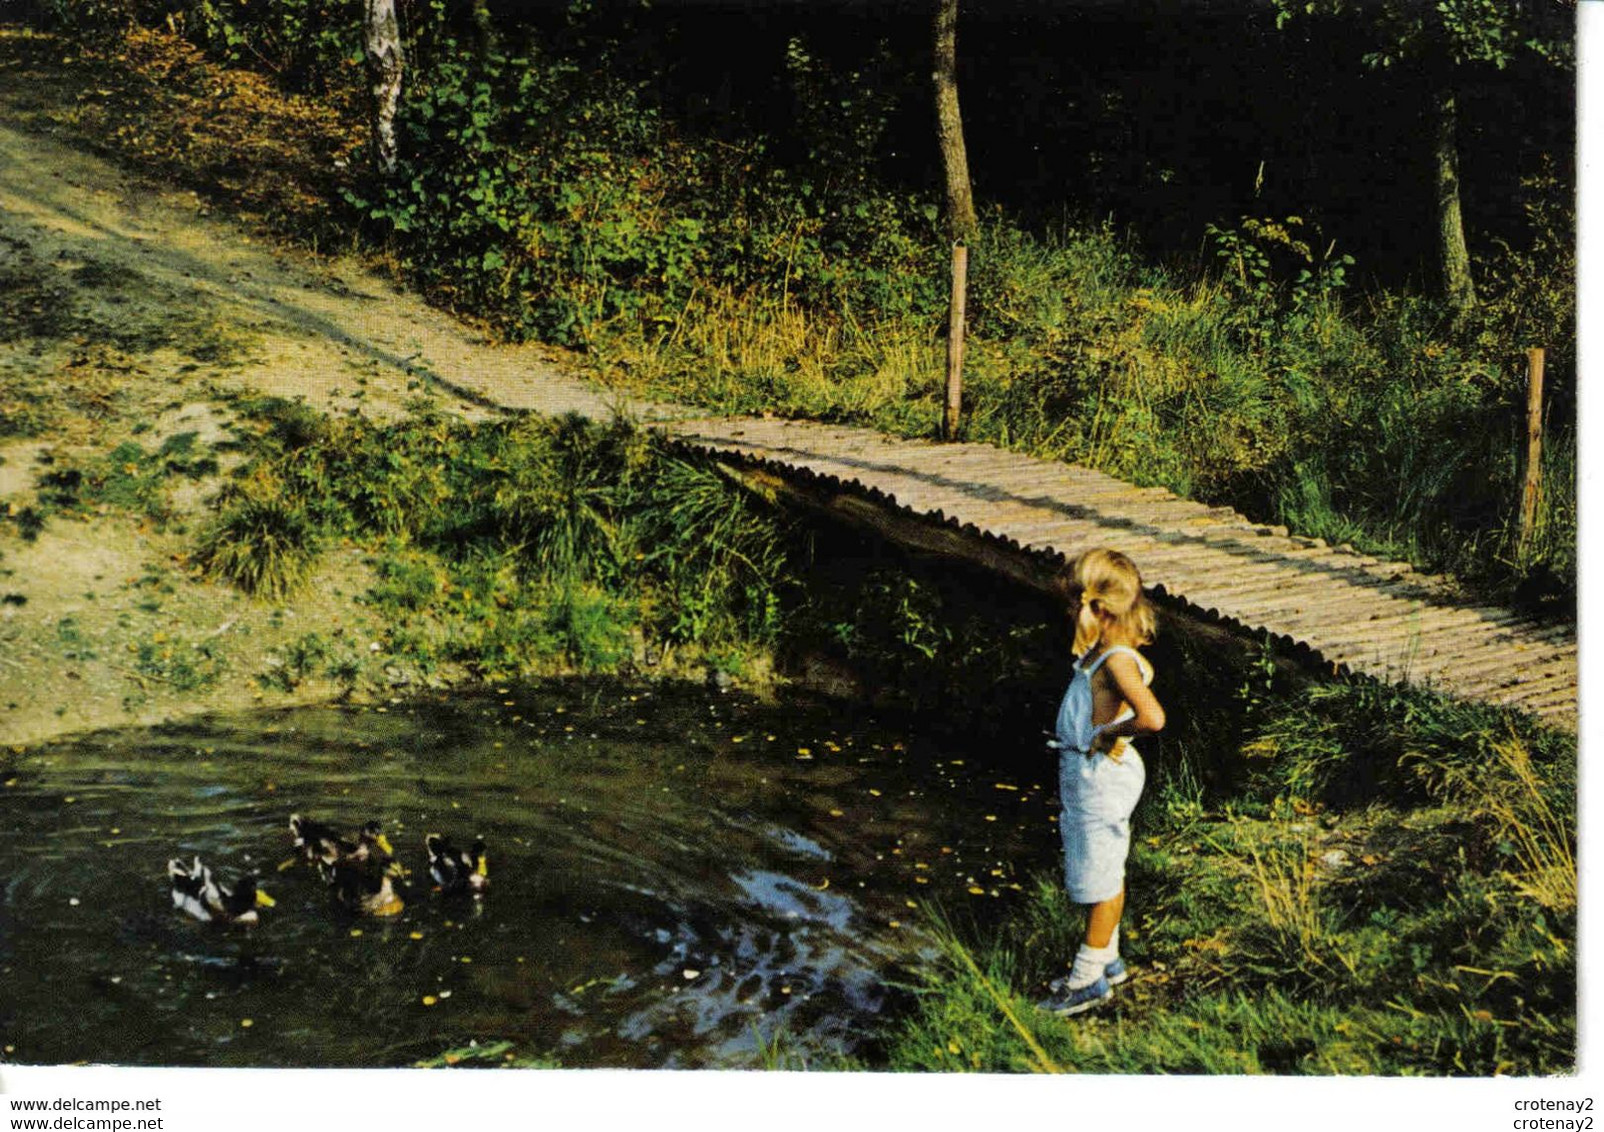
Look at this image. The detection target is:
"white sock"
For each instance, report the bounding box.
[1108,925,1121,960]
[1068,941,1117,989]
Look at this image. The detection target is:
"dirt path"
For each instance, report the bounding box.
[0,118,671,747]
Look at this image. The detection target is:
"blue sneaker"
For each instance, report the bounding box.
[1050,958,1129,993]
[1038,975,1113,1017]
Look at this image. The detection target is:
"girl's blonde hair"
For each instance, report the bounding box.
[1055,547,1157,654]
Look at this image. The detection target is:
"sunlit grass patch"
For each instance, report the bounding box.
[194,477,321,600]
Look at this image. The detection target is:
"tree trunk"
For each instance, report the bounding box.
[364,0,404,179]
[932,0,978,244]
[1432,83,1476,322]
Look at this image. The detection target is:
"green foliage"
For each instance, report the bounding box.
[134,632,226,692]
[257,631,330,692]
[27,434,217,528]
[350,37,708,344]
[1203,215,1353,349]
[335,12,939,346]
[54,614,96,661]
[201,407,793,679]
[42,0,362,87]
[1271,0,1573,71]
[193,478,322,600]
[1476,158,1575,362]
[1236,676,1571,813]
[631,455,790,647]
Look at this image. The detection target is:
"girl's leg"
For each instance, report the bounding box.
[1085,887,1124,949]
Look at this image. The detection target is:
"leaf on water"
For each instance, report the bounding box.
[421,995,438,1006]
[967,887,985,895]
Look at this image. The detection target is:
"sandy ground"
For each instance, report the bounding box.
[0,117,673,748]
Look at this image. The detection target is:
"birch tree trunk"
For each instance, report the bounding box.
[364,0,404,179]
[1432,83,1476,323]
[932,0,978,243]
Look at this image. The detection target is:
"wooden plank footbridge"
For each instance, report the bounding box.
[655,414,1577,732]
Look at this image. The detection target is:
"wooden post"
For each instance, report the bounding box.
[943,241,968,441]
[1518,347,1545,557]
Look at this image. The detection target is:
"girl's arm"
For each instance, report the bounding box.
[1093,652,1165,749]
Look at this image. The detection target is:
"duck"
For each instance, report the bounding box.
[287,814,398,871]
[168,856,276,925]
[424,833,489,897]
[321,855,406,917]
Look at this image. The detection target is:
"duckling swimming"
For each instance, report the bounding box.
[168,857,276,925]
[321,855,405,917]
[287,814,397,870]
[424,833,489,897]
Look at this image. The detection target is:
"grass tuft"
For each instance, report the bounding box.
[194,480,321,600]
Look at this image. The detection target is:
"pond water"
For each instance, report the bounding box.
[0,679,1060,1068]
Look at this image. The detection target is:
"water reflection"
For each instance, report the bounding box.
[0,679,1051,1068]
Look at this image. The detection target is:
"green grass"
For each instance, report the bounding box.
[199,406,795,681]
[193,479,322,600]
[873,676,1575,1076]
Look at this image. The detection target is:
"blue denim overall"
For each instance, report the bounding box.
[1054,645,1149,903]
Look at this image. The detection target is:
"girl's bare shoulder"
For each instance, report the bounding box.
[1101,645,1155,686]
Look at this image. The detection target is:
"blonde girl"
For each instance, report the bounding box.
[1040,548,1165,1016]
